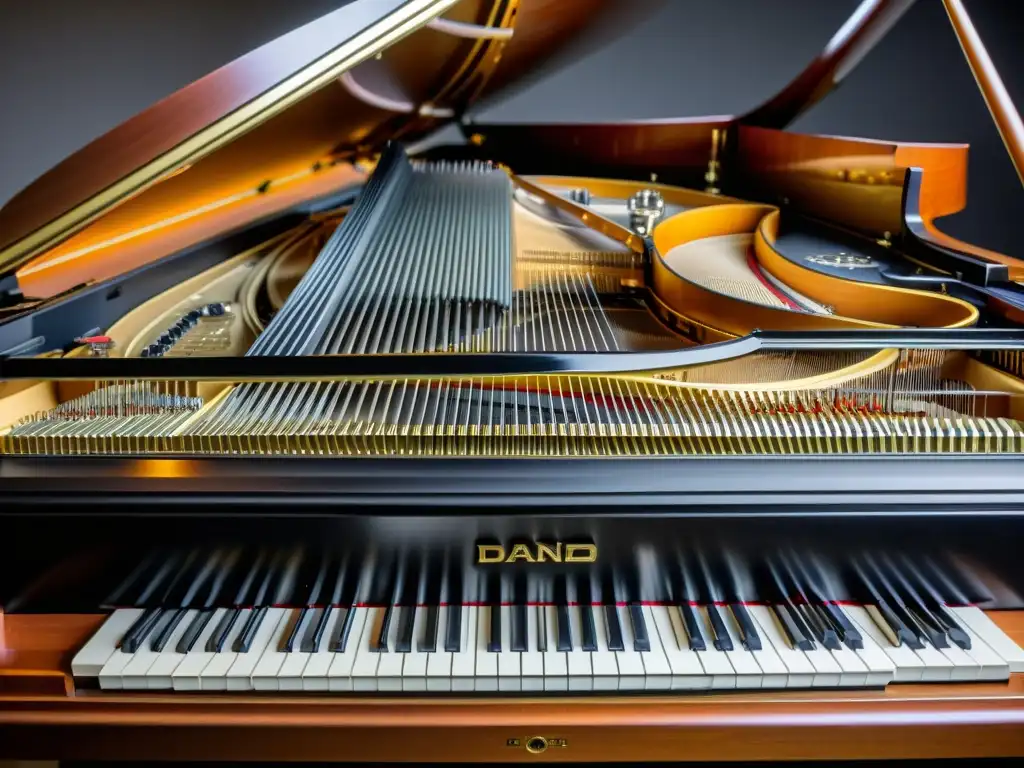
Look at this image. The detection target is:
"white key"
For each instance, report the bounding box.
[475,606,499,691]
[718,609,763,689]
[426,606,453,692]
[695,607,737,689]
[590,606,619,691]
[171,608,228,691]
[376,610,407,696]
[731,608,787,689]
[202,609,252,691]
[835,608,895,687]
[829,637,870,687]
[327,607,370,691]
[566,606,593,691]
[955,618,1011,681]
[748,606,815,688]
[376,608,405,692]
[277,610,317,691]
[496,607,522,692]
[146,610,205,689]
[122,610,196,689]
[652,605,709,690]
[541,606,568,692]
[450,606,476,692]
[520,606,544,692]
[788,610,844,687]
[912,637,956,682]
[226,608,289,690]
[351,608,386,691]
[951,606,1024,673]
[72,609,143,678]
[933,632,982,681]
[302,608,343,691]
[613,606,647,691]
[250,609,295,691]
[846,606,926,682]
[638,606,672,691]
[402,608,430,692]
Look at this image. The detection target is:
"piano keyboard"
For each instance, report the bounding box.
[73,602,1024,693]
[60,543,1024,693]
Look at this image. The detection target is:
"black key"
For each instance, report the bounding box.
[772,603,814,651]
[160,550,205,606]
[555,604,573,652]
[150,609,187,652]
[291,551,327,607]
[234,606,269,653]
[580,606,598,652]
[764,558,815,650]
[120,607,162,653]
[730,604,762,651]
[304,608,331,653]
[932,604,972,650]
[900,556,972,650]
[855,556,926,649]
[207,608,240,653]
[228,550,268,607]
[444,605,462,653]
[375,607,394,652]
[251,552,286,608]
[135,553,183,607]
[875,599,924,650]
[284,608,310,652]
[775,553,839,650]
[879,555,949,649]
[488,606,502,653]
[628,603,650,652]
[605,605,625,652]
[176,609,215,654]
[511,605,528,653]
[330,608,356,653]
[395,606,416,653]
[801,604,841,650]
[200,550,240,609]
[678,604,706,652]
[419,606,439,653]
[104,551,161,608]
[824,604,863,650]
[707,605,733,652]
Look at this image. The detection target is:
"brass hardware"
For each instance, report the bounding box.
[476,543,598,564]
[526,737,548,754]
[705,128,723,194]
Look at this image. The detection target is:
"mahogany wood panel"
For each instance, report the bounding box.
[0,0,604,280]
[15,163,364,299]
[1,612,1022,761]
[0,1,409,258]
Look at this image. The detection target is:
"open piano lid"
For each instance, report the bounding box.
[0,0,609,286]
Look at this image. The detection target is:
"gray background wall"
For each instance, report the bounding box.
[1,0,1021,254]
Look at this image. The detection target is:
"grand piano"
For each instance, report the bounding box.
[2,0,1024,762]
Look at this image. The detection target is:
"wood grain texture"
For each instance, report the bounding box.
[0,612,1022,761]
[0,0,603,285]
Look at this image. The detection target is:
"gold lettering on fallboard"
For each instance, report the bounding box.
[475,542,597,564]
[476,544,505,563]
